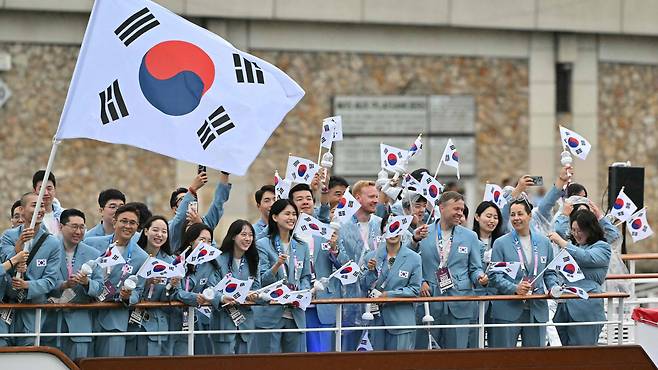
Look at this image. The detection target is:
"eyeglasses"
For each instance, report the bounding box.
[118,219,138,227]
[64,223,85,232]
[239,232,253,238]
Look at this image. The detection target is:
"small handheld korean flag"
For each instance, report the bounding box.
[563,286,589,300]
[627,208,654,242]
[96,244,126,268]
[286,156,320,185]
[274,170,292,200]
[419,172,444,207]
[383,215,413,239]
[285,289,313,311]
[171,253,186,277]
[334,188,361,223]
[483,183,508,209]
[405,134,423,161]
[440,138,460,179]
[219,276,254,304]
[356,330,373,351]
[329,261,360,285]
[136,257,179,278]
[402,173,422,193]
[324,116,343,141]
[547,250,585,282]
[255,279,291,301]
[294,214,334,240]
[488,261,521,279]
[185,242,222,265]
[611,187,638,223]
[559,126,592,160]
[53,0,304,175]
[381,143,409,173]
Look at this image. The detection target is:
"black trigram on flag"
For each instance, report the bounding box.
[114,7,160,47]
[197,106,235,150]
[99,80,129,125]
[233,53,264,84]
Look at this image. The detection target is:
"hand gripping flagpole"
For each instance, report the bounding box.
[16,138,62,280]
[529,248,566,287]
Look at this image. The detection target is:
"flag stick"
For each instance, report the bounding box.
[16,138,61,279]
[529,248,566,286]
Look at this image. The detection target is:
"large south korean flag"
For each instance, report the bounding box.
[54,0,304,175]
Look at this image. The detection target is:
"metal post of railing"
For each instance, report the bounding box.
[630,260,636,275]
[477,301,485,348]
[617,297,624,345]
[606,297,613,345]
[187,306,195,355]
[335,303,342,352]
[34,308,42,346]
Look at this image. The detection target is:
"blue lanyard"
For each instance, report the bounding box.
[435,224,455,263]
[274,235,298,280]
[228,255,245,275]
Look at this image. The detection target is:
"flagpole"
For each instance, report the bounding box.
[529,248,566,286]
[16,138,62,279]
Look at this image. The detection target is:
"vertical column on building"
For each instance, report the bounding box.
[571,35,599,203]
[529,33,557,186]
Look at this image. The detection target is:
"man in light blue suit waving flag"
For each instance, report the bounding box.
[53,0,304,175]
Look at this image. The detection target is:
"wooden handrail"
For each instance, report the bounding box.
[0,346,79,370]
[0,292,629,310]
[620,253,658,261]
[606,273,658,280]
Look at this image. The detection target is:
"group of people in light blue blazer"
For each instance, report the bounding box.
[0,162,617,359]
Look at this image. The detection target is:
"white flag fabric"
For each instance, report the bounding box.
[294,214,334,240]
[324,116,343,141]
[559,126,592,161]
[547,250,585,282]
[185,242,222,265]
[334,188,361,223]
[255,279,290,300]
[286,156,320,185]
[136,256,179,278]
[329,261,361,285]
[274,170,292,200]
[611,187,638,223]
[383,215,413,239]
[488,261,521,279]
[281,289,313,311]
[170,253,186,277]
[402,173,422,193]
[96,244,126,268]
[53,0,304,175]
[483,183,508,209]
[563,286,589,300]
[440,138,460,179]
[214,275,254,304]
[381,143,409,174]
[627,208,654,242]
[419,172,444,207]
[356,330,374,351]
[405,134,423,161]
[320,119,336,149]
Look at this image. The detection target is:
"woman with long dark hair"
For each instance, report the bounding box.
[126,216,171,356]
[548,209,611,345]
[169,223,220,355]
[253,199,311,353]
[211,219,261,354]
[469,201,504,347]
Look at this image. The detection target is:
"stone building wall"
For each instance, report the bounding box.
[245,51,530,205]
[599,62,658,264]
[0,43,176,230]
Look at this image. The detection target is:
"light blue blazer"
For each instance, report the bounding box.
[253,219,268,242]
[312,235,342,325]
[361,243,421,334]
[255,236,311,329]
[137,249,174,341]
[489,231,559,323]
[1,224,62,335]
[50,241,104,342]
[169,182,231,252]
[557,240,611,322]
[418,224,484,319]
[84,222,108,239]
[210,252,261,343]
[172,261,221,329]
[83,234,149,331]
